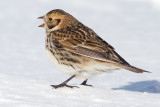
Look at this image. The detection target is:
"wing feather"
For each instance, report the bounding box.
[51,23,130,65]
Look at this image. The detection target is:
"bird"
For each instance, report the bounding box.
[38,9,150,89]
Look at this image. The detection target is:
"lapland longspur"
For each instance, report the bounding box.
[38,9,150,89]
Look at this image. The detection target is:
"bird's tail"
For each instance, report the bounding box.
[120,64,150,73]
[108,62,151,73]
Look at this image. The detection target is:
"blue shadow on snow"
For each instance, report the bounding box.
[112,80,160,94]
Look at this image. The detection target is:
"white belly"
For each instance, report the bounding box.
[46,50,119,80]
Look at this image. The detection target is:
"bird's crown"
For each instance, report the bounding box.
[46,9,69,15]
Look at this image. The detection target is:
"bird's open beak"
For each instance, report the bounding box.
[38,23,45,27]
[38,16,45,27]
[38,16,45,19]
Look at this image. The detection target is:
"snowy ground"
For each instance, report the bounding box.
[0,0,160,107]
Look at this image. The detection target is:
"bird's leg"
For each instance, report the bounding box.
[80,79,92,87]
[51,75,79,89]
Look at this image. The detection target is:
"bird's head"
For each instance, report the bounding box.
[38,9,77,31]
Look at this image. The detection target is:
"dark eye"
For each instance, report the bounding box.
[49,18,52,21]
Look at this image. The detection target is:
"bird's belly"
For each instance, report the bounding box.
[46,49,119,79]
[77,60,119,79]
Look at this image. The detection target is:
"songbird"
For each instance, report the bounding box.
[38,9,150,89]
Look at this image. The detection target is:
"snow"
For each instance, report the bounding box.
[0,0,160,106]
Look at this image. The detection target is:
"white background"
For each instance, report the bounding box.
[0,0,160,106]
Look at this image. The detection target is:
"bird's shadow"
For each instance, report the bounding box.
[112,80,160,94]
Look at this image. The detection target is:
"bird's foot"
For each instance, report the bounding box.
[51,83,79,89]
[80,82,92,87]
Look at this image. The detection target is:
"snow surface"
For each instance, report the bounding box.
[0,0,160,107]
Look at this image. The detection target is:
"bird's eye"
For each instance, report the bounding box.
[49,18,52,21]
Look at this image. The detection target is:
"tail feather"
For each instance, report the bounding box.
[120,64,151,73]
[107,62,151,73]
